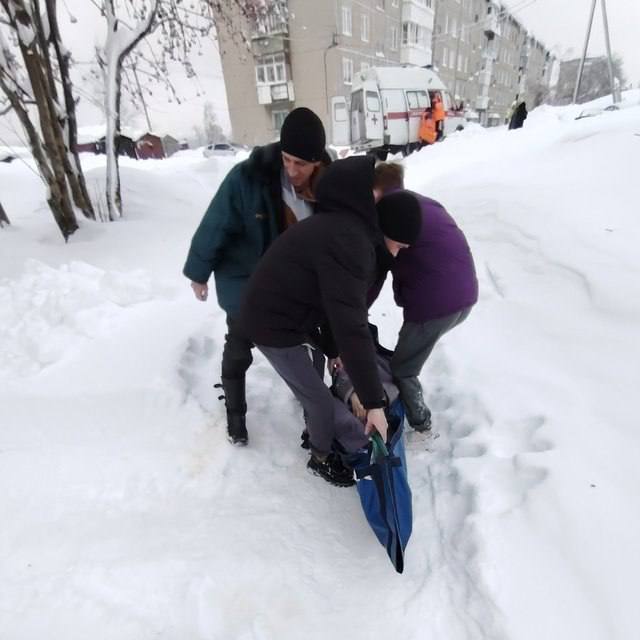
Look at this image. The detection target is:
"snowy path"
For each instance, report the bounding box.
[3,98,640,638]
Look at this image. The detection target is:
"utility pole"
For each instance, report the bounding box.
[573,0,597,104]
[600,0,620,103]
[573,0,619,104]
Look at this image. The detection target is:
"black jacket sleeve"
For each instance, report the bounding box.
[316,232,386,409]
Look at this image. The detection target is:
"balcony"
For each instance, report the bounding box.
[251,35,288,57]
[484,14,498,38]
[257,81,295,105]
[478,70,493,86]
[475,95,490,110]
[482,46,498,61]
[400,44,432,67]
[402,0,435,28]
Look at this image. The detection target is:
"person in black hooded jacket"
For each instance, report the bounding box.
[239,156,422,487]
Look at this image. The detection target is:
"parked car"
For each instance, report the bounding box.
[203,143,237,157]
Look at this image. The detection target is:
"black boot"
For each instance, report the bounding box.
[215,377,249,446]
[307,452,355,487]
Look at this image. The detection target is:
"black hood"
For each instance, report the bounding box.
[315,156,377,231]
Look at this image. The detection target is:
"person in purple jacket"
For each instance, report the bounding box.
[370,163,478,432]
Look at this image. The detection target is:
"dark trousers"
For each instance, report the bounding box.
[390,306,472,427]
[258,344,369,456]
[221,316,253,381]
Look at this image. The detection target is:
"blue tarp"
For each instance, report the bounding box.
[347,400,413,573]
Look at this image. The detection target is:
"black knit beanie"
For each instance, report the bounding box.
[280,107,326,162]
[376,191,423,245]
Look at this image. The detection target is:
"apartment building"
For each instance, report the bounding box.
[215,0,552,141]
[432,0,552,125]
[216,0,435,145]
[432,0,484,112]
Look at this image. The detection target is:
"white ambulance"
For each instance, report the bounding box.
[331,66,466,158]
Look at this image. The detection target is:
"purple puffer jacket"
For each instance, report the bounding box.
[391,193,478,323]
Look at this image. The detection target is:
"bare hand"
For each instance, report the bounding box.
[191,281,208,301]
[365,407,388,442]
[350,392,366,420]
[328,356,343,375]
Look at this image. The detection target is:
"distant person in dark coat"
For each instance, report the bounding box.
[368,163,478,433]
[239,156,422,487]
[509,101,528,130]
[183,108,330,446]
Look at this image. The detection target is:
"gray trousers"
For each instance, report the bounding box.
[258,344,370,456]
[390,306,472,427]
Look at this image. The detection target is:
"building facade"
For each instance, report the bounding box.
[216,0,552,142]
[217,0,435,145]
[432,0,553,125]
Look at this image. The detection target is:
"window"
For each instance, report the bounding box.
[444,14,448,35]
[255,53,286,85]
[333,102,347,122]
[376,0,385,9]
[254,11,287,35]
[366,91,381,112]
[361,61,370,72]
[390,25,399,50]
[442,46,448,67]
[392,0,399,6]
[273,110,288,130]
[449,49,455,68]
[351,89,364,114]
[342,57,353,85]
[342,6,352,36]
[406,90,428,109]
[361,14,369,42]
[402,22,425,48]
[451,18,457,38]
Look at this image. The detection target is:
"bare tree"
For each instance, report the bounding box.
[203,101,225,143]
[96,0,285,220]
[0,0,95,240]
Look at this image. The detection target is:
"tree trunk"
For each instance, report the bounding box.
[20,41,78,238]
[0,201,9,227]
[1,0,79,240]
[105,56,122,220]
[102,0,158,220]
[44,0,95,220]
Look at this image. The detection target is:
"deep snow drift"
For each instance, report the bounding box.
[1,98,640,640]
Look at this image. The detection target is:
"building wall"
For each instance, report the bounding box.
[216,0,552,142]
[432,0,552,125]
[432,0,485,108]
[216,3,277,146]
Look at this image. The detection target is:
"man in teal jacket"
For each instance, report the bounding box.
[183,108,329,445]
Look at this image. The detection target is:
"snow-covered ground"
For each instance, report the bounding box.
[2,97,640,639]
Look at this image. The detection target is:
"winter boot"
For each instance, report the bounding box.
[410,410,432,433]
[307,452,355,487]
[215,377,249,446]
